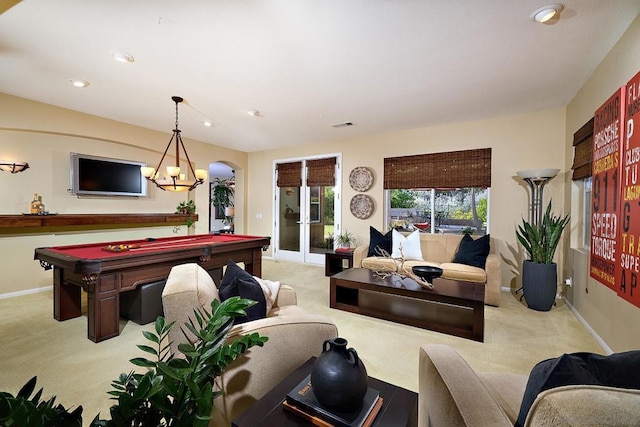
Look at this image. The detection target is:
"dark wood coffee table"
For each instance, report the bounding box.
[232,357,417,426]
[330,268,484,342]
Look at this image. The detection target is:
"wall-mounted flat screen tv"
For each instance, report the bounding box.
[70,153,147,197]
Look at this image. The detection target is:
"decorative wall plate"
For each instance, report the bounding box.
[349,167,374,192]
[350,194,374,219]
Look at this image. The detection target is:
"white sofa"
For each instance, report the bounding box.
[353,233,502,306]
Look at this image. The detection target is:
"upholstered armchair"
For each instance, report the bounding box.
[419,344,640,427]
[161,263,338,425]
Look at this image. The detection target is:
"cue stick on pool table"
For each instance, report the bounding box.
[127,236,212,249]
[128,240,229,252]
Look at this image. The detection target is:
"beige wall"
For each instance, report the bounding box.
[247,108,567,289]
[564,14,640,352]
[0,93,247,295]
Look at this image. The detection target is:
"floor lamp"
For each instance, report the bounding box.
[516,168,560,227]
[515,168,560,297]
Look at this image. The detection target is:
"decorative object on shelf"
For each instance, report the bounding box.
[310,337,368,412]
[350,194,374,219]
[348,166,374,192]
[412,265,443,284]
[0,160,29,173]
[176,199,197,227]
[516,200,570,311]
[140,96,208,192]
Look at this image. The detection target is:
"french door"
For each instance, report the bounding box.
[274,155,341,265]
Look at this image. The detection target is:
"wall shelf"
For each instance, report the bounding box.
[0,213,198,234]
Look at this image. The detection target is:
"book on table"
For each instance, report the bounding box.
[284,374,382,427]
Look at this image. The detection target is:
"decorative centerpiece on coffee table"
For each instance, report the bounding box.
[412,265,443,284]
[371,246,435,289]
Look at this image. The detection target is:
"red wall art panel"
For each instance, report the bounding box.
[591,86,625,290]
[617,71,640,308]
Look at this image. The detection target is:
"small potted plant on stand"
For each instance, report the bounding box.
[516,200,570,311]
[335,230,356,252]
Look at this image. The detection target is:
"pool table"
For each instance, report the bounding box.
[34,233,271,342]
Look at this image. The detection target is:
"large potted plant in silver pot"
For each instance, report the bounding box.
[516,200,570,311]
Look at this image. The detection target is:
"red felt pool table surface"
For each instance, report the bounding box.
[34,233,270,342]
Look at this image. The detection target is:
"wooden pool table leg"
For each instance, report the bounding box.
[53,267,81,321]
[87,273,119,343]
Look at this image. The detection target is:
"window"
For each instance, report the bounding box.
[387,188,489,235]
[384,148,491,235]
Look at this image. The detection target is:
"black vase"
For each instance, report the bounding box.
[522,260,558,311]
[310,337,368,412]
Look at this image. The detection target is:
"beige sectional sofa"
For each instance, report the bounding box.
[353,233,502,306]
[419,344,640,427]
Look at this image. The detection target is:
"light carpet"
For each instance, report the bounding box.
[0,259,602,425]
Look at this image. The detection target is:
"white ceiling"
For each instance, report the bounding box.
[1,1,639,153]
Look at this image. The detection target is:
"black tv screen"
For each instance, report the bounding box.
[70,153,147,197]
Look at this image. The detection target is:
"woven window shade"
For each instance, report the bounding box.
[276,161,302,187]
[384,148,491,189]
[572,117,594,181]
[307,157,336,187]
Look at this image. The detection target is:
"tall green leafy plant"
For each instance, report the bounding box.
[516,201,570,264]
[0,297,267,427]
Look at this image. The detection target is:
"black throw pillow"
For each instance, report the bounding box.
[368,226,393,257]
[452,234,490,268]
[218,260,266,324]
[516,350,640,427]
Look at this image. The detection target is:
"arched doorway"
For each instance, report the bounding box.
[209,162,235,232]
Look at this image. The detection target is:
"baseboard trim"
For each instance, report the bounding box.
[562,296,613,355]
[0,285,52,300]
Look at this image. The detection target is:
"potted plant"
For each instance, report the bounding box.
[176,199,197,228]
[335,230,356,251]
[0,297,267,426]
[516,200,570,311]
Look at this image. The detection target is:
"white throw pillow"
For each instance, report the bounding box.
[253,276,281,314]
[391,229,423,261]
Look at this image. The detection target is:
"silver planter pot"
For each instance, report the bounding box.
[522,260,558,311]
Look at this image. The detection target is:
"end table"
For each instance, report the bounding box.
[325,250,354,276]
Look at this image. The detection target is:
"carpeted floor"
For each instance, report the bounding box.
[0,259,603,425]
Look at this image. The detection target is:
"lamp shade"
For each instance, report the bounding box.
[516,168,560,179]
[225,206,235,217]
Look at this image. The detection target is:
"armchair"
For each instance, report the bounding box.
[419,344,640,427]
[161,263,338,425]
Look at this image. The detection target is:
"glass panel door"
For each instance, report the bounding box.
[304,185,336,264]
[276,186,303,262]
[274,156,341,265]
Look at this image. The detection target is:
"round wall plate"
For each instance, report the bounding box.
[349,167,373,192]
[350,194,374,219]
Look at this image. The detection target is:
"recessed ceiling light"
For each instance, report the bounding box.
[69,79,89,88]
[203,121,213,127]
[530,4,564,23]
[112,51,135,63]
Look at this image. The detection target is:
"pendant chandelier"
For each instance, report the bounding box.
[141,96,207,192]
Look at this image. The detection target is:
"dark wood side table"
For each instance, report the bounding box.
[325,250,354,276]
[232,357,417,427]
